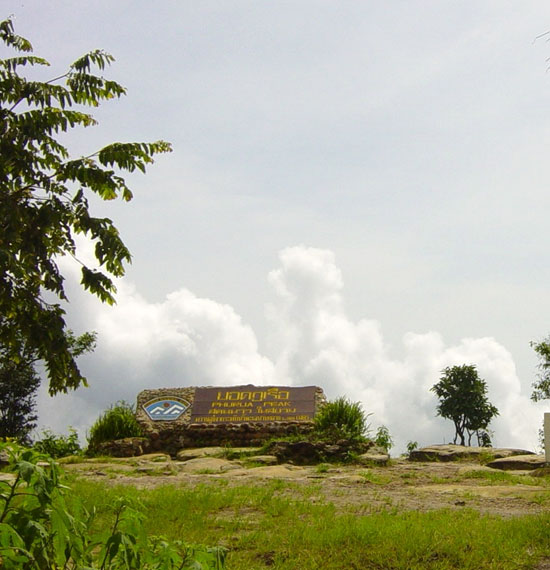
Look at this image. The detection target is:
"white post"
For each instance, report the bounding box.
[545,413,550,464]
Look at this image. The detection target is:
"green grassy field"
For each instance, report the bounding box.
[71,477,550,569]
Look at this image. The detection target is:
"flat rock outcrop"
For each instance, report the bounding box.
[177,457,241,474]
[408,444,534,463]
[486,454,546,471]
[224,464,307,479]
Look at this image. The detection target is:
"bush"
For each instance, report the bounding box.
[374,425,394,452]
[314,397,370,441]
[87,401,143,452]
[0,442,226,569]
[33,427,82,458]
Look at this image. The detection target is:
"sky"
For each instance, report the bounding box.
[4,1,550,453]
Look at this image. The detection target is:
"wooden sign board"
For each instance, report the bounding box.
[190,385,317,424]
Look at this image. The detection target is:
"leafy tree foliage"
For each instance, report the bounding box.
[0,18,171,394]
[0,352,39,443]
[0,331,96,443]
[431,365,499,446]
[530,337,550,402]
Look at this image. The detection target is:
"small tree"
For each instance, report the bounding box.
[530,337,550,402]
[431,364,499,446]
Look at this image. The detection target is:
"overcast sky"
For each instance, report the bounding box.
[5,1,550,452]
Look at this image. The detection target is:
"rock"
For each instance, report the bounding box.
[249,455,278,465]
[176,447,227,461]
[95,437,151,458]
[269,440,323,464]
[137,453,171,462]
[177,457,241,474]
[486,454,546,471]
[226,464,307,479]
[0,472,16,483]
[0,449,10,468]
[227,447,263,456]
[408,445,534,463]
[267,439,371,465]
[358,452,390,466]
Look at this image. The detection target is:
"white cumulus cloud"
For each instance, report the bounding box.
[37,245,541,453]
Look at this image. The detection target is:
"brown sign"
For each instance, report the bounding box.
[190,385,316,424]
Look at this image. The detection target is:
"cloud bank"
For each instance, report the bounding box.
[37,246,541,453]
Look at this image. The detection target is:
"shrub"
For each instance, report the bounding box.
[374,425,394,452]
[404,440,418,458]
[0,442,226,569]
[314,397,370,441]
[87,401,143,451]
[33,427,82,458]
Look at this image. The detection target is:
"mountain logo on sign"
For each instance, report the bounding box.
[143,397,189,421]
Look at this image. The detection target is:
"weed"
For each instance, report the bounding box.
[315,463,330,473]
[33,427,82,458]
[404,440,418,457]
[528,493,550,505]
[477,450,496,464]
[400,471,419,480]
[359,470,391,485]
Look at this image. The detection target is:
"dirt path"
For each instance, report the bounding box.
[65,455,550,518]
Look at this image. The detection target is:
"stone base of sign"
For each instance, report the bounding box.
[135,385,326,456]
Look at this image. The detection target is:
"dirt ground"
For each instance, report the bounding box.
[64,454,550,518]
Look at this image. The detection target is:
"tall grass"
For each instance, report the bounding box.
[69,478,550,569]
[87,400,143,451]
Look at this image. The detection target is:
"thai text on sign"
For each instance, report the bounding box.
[190,385,316,423]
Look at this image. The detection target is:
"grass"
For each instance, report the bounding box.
[359,469,391,485]
[458,469,550,487]
[67,477,550,569]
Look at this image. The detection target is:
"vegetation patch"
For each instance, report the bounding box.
[87,401,144,452]
[68,475,550,569]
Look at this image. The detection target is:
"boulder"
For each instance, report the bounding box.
[408,445,534,463]
[267,439,371,465]
[95,437,151,458]
[358,451,390,466]
[486,454,546,471]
